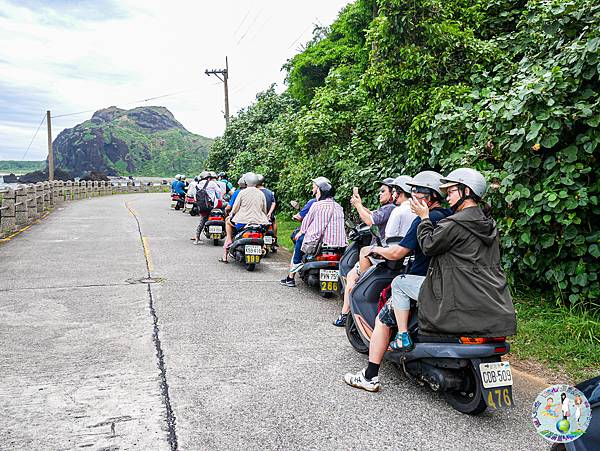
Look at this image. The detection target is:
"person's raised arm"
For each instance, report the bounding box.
[417,219,456,256]
[351,193,373,225]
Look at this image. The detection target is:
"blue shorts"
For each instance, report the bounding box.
[232,222,246,231]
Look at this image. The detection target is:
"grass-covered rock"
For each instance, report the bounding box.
[54,106,213,177]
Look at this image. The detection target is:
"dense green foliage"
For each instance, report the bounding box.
[207,0,599,311]
[0,160,45,174]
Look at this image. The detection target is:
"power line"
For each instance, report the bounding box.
[21,114,46,160]
[52,87,206,119]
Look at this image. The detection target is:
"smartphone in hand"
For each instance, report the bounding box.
[353,187,359,196]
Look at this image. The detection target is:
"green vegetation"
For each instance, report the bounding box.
[54,106,213,177]
[276,218,299,254]
[208,0,600,314]
[207,0,600,379]
[511,289,600,381]
[0,160,45,174]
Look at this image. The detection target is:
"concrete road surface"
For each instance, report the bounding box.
[0,193,551,450]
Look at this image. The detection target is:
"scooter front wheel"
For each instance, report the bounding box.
[346,313,369,354]
[444,364,487,415]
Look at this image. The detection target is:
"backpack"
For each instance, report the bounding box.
[195,180,213,213]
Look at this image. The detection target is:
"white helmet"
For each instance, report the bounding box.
[181,175,186,181]
[244,172,259,187]
[237,175,247,188]
[175,174,182,181]
[440,168,487,199]
[392,175,412,194]
[312,176,332,192]
[407,171,444,197]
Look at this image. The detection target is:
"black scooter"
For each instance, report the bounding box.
[203,208,227,245]
[338,221,373,293]
[170,193,185,210]
[298,245,344,298]
[346,226,514,415]
[228,224,267,271]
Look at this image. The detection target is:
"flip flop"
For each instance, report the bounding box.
[218,257,229,263]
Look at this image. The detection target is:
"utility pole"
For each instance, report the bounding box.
[205,56,230,126]
[47,110,54,181]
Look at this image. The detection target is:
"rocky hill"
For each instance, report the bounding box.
[53,106,213,177]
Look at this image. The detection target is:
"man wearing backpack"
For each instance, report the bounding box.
[194,172,224,245]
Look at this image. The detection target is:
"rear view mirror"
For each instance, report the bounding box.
[370,224,382,246]
[345,219,355,229]
[290,200,300,210]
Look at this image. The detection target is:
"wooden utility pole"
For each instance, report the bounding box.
[47,110,54,181]
[205,57,230,126]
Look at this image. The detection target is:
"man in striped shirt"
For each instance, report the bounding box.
[280,177,347,287]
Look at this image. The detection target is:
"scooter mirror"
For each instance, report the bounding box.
[370,224,382,246]
[290,200,300,210]
[345,219,355,229]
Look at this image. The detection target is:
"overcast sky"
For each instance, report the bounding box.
[0,0,350,160]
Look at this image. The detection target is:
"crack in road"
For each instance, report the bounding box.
[126,202,178,450]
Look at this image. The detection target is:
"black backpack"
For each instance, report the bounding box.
[195,180,213,213]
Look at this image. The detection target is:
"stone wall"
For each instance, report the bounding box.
[0,181,169,237]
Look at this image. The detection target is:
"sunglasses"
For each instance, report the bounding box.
[410,187,433,195]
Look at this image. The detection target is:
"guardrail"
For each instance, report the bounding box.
[0,180,169,237]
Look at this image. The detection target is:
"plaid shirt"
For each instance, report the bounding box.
[300,198,347,248]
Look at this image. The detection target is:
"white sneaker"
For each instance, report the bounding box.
[343,368,380,392]
[289,262,304,274]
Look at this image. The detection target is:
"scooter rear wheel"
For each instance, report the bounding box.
[346,313,368,354]
[246,263,256,272]
[444,364,487,415]
[213,239,220,246]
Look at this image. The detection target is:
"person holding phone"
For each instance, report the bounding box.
[333,177,397,326]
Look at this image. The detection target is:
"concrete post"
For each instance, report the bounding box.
[43,181,51,208]
[27,185,37,219]
[87,181,93,198]
[35,183,44,214]
[93,181,99,196]
[65,181,72,201]
[56,181,64,205]
[100,181,106,195]
[127,181,133,193]
[0,187,16,233]
[15,186,28,225]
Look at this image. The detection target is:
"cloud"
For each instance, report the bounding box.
[0,0,350,160]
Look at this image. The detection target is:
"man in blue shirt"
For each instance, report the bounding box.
[170,174,181,193]
[343,171,452,393]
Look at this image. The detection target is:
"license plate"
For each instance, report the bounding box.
[264,235,273,245]
[185,203,194,210]
[246,254,261,264]
[209,225,222,234]
[479,361,513,388]
[170,201,177,208]
[210,234,221,239]
[245,245,262,255]
[320,281,338,293]
[320,269,339,282]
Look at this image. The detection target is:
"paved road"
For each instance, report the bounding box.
[0,193,550,450]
